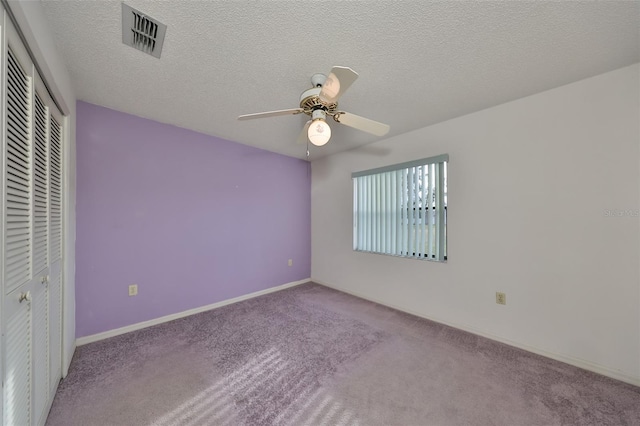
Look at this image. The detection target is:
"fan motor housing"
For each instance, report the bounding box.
[299,87,338,116]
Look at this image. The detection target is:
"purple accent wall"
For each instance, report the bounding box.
[76,101,311,337]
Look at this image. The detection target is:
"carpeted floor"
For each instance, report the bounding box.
[46,282,640,426]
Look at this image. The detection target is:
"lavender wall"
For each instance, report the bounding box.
[76,101,311,337]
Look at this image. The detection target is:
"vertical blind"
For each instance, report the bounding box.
[352,154,448,261]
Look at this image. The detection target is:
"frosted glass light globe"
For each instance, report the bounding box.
[308,119,331,146]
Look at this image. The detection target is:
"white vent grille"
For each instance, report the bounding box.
[122,3,167,58]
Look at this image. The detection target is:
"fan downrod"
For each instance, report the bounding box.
[299,73,338,117]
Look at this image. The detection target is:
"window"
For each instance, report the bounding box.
[352,154,448,261]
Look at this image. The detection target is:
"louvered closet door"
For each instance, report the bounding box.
[48,261,62,391]
[32,83,51,425]
[3,41,34,426]
[32,92,47,275]
[2,13,66,426]
[48,111,63,391]
[4,46,31,296]
[3,290,32,426]
[49,115,61,265]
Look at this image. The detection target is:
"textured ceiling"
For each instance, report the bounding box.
[41,1,639,160]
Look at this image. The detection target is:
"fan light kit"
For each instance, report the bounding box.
[307,110,331,146]
[238,66,390,147]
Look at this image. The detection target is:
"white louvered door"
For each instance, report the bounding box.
[4,42,31,298]
[3,23,34,426]
[3,290,32,426]
[32,77,51,426]
[48,261,61,392]
[48,108,63,394]
[2,13,65,426]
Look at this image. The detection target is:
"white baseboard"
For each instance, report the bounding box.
[76,278,311,346]
[313,278,640,388]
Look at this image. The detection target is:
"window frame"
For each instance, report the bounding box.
[352,154,448,262]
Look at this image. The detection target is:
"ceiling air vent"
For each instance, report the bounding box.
[122,3,167,58]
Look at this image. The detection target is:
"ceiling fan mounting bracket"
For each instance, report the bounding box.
[310,73,327,88]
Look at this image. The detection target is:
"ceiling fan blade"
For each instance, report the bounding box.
[238,108,303,120]
[319,66,358,104]
[296,120,311,145]
[335,112,390,137]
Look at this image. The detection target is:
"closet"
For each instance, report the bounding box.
[1,9,65,426]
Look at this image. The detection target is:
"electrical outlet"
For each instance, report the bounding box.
[288,259,293,267]
[496,292,506,305]
[129,284,138,296]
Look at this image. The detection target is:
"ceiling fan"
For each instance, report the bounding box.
[237,66,390,147]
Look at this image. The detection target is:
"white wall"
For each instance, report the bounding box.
[312,64,640,385]
[7,0,77,376]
